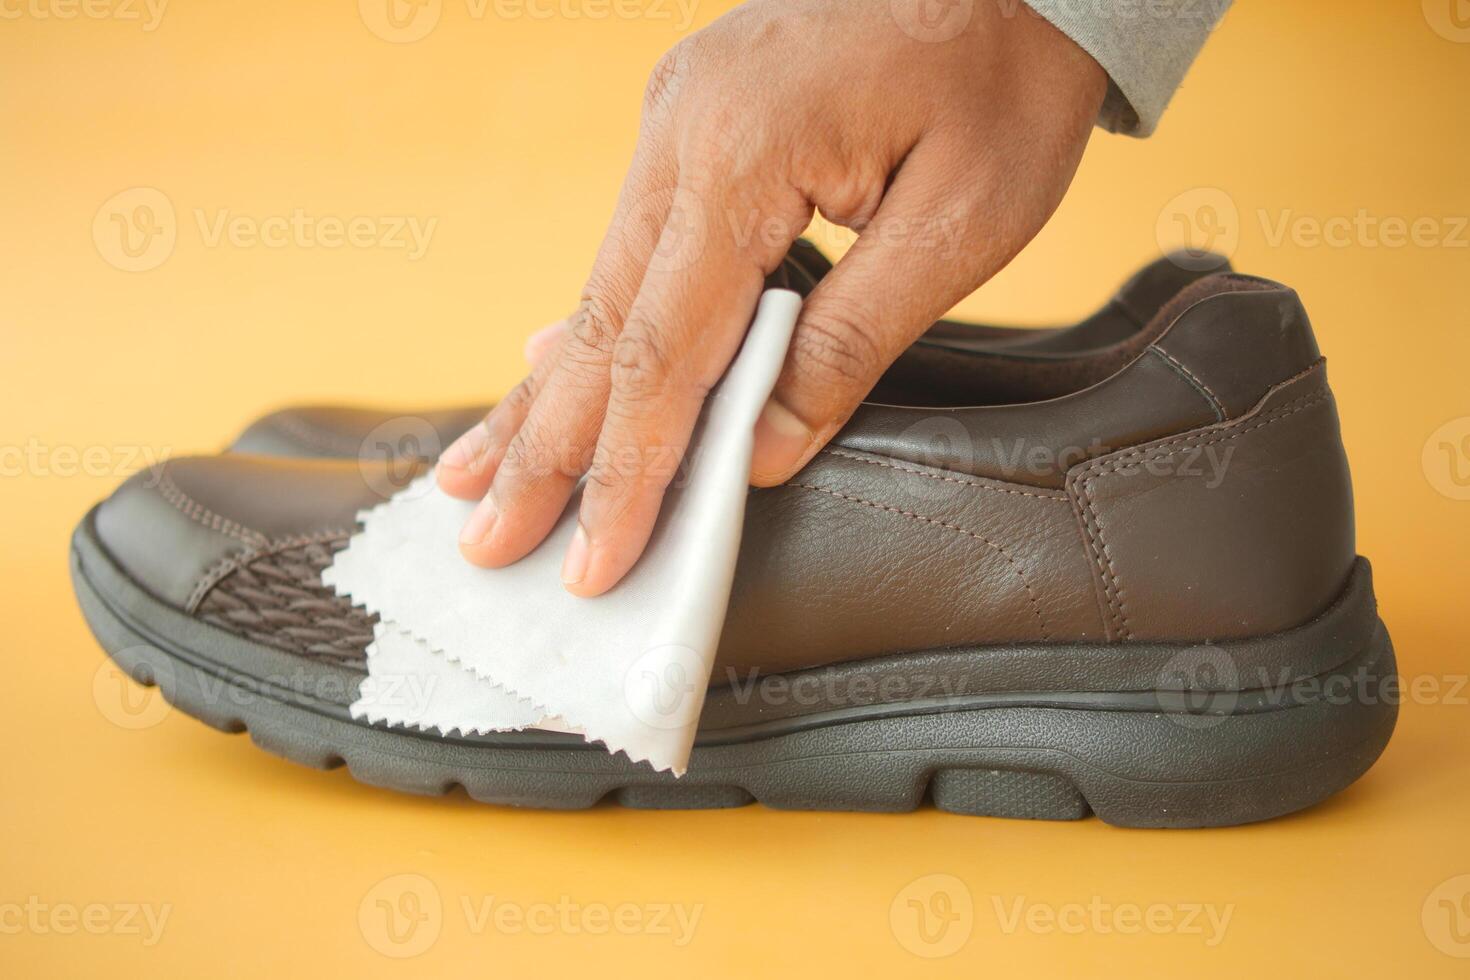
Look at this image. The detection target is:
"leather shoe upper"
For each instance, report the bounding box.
[97,271,1352,679]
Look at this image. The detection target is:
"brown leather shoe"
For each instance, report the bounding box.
[228,243,1228,461]
[71,272,1394,826]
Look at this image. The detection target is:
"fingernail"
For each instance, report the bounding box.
[441,422,490,471]
[561,523,591,586]
[750,398,814,483]
[459,493,499,547]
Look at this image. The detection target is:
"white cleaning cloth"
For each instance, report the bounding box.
[324,289,802,774]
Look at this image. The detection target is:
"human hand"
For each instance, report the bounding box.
[439,0,1106,596]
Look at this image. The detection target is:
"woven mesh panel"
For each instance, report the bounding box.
[195,539,374,667]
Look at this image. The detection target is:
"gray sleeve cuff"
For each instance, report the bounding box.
[1022,0,1230,137]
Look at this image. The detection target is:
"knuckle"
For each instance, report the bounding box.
[580,463,640,535]
[584,441,680,515]
[643,44,690,117]
[609,326,673,404]
[807,163,889,230]
[583,456,630,498]
[565,295,619,362]
[793,306,883,392]
[498,428,543,478]
[502,424,576,482]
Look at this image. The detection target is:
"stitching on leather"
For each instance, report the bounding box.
[1149,347,1225,422]
[264,413,364,457]
[1072,371,1332,642]
[1075,479,1130,641]
[1079,388,1332,640]
[187,528,355,613]
[154,469,266,546]
[1087,387,1329,476]
[790,482,1051,641]
[818,447,1068,501]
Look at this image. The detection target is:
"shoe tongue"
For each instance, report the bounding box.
[763,238,832,297]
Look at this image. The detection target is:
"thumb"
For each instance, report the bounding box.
[749,144,1001,485]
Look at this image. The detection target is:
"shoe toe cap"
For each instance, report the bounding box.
[94,454,405,610]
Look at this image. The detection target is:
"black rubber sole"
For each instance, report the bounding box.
[70,510,1398,827]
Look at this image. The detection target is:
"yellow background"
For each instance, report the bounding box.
[3,0,1469,975]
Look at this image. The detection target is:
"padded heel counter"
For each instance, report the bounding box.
[1067,362,1356,641]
